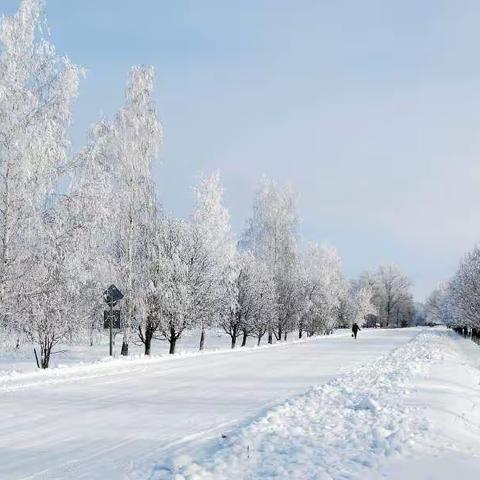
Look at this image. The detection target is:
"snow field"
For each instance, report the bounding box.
[0,329,350,392]
[0,327,349,376]
[162,329,461,480]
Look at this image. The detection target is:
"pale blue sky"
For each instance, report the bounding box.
[5,0,480,299]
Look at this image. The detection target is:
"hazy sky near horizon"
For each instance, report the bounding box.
[4,0,480,300]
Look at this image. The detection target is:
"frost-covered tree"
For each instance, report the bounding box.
[149,217,196,354]
[243,258,277,346]
[241,179,299,342]
[343,280,377,327]
[275,263,303,341]
[219,252,276,348]
[300,244,346,336]
[447,246,480,330]
[367,265,414,328]
[115,66,161,355]
[392,292,415,327]
[143,173,234,355]
[137,215,163,355]
[191,172,235,349]
[424,283,449,324]
[0,0,81,356]
[0,0,81,343]
[219,259,242,349]
[23,202,84,368]
[70,121,117,345]
[71,66,161,355]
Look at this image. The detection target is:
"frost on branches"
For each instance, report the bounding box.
[72,66,161,356]
[424,244,480,343]
[0,0,81,367]
[299,244,347,337]
[0,0,421,368]
[219,251,276,348]
[355,266,415,328]
[241,179,301,342]
[191,173,235,350]
[440,246,480,336]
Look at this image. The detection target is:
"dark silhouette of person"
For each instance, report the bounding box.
[352,322,360,339]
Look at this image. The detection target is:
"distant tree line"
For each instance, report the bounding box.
[425,245,480,343]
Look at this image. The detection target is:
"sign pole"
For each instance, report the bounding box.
[109,300,113,356]
[103,285,124,358]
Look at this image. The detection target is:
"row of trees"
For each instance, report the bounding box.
[425,245,480,338]
[0,0,417,368]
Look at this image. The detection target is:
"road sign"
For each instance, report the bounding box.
[103,285,124,306]
[103,310,121,329]
[103,284,125,357]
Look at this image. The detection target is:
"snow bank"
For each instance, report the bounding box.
[160,330,448,480]
[0,328,346,376]
[373,331,480,479]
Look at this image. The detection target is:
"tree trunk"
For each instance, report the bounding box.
[284,331,287,341]
[257,333,263,346]
[121,341,129,356]
[299,326,303,339]
[169,337,177,354]
[268,331,273,344]
[144,329,153,355]
[40,343,52,369]
[199,326,205,351]
[231,324,239,348]
[278,326,282,341]
[241,328,248,347]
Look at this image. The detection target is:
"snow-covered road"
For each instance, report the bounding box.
[166,328,480,480]
[0,328,418,479]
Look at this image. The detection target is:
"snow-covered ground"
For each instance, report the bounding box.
[0,327,308,375]
[172,328,480,480]
[0,327,479,479]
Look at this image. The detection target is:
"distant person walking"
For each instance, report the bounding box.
[352,322,360,339]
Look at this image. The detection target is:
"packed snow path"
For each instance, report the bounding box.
[0,329,418,479]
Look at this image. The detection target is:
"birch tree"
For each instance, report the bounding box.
[24,202,83,368]
[242,257,277,346]
[71,66,161,354]
[191,172,235,350]
[241,179,299,342]
[343,280,377,327]
[108,66,161,355]
[369,265,413,327]
[300,244,346,336]
[0,0,81,357]
[70,121,117,345]
[151,217,196,354]
[219,252,276,348]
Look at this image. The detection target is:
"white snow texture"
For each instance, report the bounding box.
[162,330,456,480]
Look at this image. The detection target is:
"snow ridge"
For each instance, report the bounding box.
[163,330,444,480]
